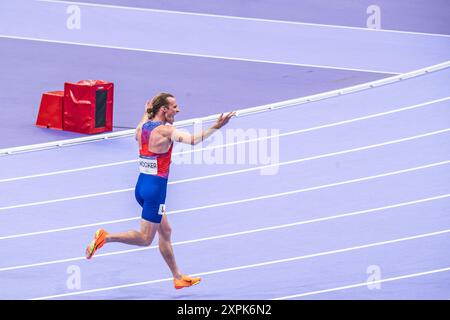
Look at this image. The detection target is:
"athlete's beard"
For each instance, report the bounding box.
[166,114,174,124]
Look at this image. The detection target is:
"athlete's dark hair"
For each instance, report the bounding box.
[146,93,174,119]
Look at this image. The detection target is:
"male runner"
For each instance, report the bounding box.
[85,93,235,290]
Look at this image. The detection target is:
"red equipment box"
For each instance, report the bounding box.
[63,80,114,134]
[35,90,64,130]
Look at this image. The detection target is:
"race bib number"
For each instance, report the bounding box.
[139,157,158,175]
[158,204,166,215]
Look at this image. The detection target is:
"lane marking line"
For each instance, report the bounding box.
[29,229,450,299]
[272,267,450,300]
[0,160,449,212]
[1,96,448,183]
[1,194,448,271]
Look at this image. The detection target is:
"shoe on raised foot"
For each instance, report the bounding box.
[86,228,108,259]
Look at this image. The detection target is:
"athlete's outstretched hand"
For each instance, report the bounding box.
[213,112,236,129]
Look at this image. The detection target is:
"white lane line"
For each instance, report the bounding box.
[1,194,448,272]
[0,216,138,240]
[0,159,136,183]
[29,229,450,300]
[0,35,396,75]
[0,159,449,212]
[272,267,450,300]
[0,127,448,238]
[1,96,448,183]
[170,129,450,185]
[0,188,133,211]
[1,179,447,240]
[37,0,450,38]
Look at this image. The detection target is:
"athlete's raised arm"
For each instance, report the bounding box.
[168,112,236,145]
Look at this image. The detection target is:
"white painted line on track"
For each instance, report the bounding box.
[169,129,449,186]
[1,183,447,240]
[29,229,450,300]
[37,0,450,38]
[2,64,448,156]
[0,129,448,236]
[0,216,137,241]
[1,194,448,272]
[1,96,447,183]
[0,156,448,212]
[0,188,133,211]
[0,159,136,183]
[272,267,450,300]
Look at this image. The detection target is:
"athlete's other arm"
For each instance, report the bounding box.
[167,112,235,145]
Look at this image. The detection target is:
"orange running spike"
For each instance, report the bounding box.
[174,275,201,290]
[86,229,108,259]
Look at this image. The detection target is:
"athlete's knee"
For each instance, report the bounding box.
[138,230,155,246]
[141,234,153,247]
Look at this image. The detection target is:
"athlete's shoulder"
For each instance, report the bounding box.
[156,124,175,136]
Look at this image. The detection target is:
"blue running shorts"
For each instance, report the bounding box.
[135,173,168,223]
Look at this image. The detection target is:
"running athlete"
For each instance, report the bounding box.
[85,92,235,290]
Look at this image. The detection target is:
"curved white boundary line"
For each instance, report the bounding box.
[0,35,397,75]
[38,0,450,38]
[1,61,448,156]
